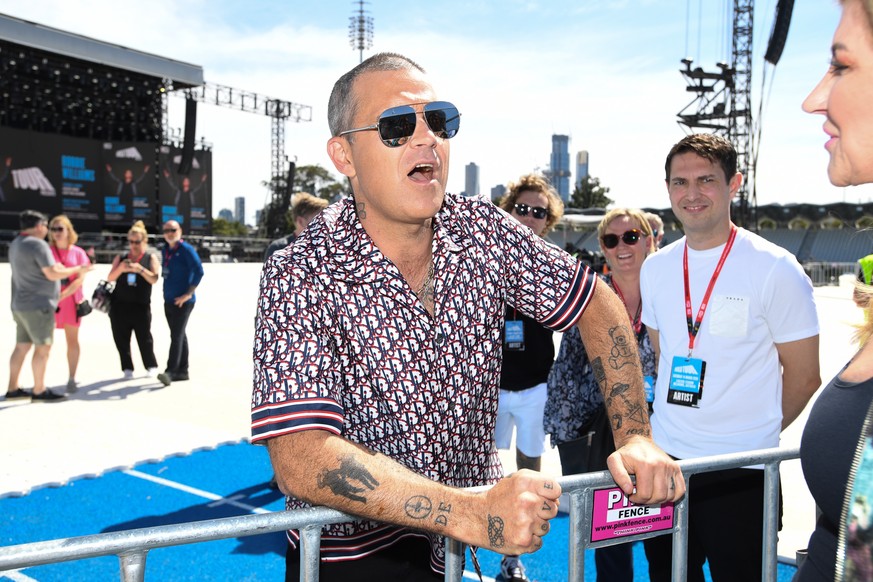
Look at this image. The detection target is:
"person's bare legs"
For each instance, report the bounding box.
[7,342,32,394]
[31,344,52,395]
[63,325,80,382]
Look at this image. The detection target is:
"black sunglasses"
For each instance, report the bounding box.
[513,203,548,219]
[49,226,65,232]
[601,229,646,249]
[338,101,461,147]
[162,228,178,233]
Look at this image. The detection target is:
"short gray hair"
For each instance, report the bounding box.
[327,52,426,138]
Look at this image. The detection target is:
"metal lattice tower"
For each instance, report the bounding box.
[349,1,374,64]
[677,0,756,228]
[170,82,312,237]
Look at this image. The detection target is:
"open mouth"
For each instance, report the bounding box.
[408,163,435,182]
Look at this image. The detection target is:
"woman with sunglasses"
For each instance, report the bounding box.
[48,214,91,393]
[495,173,564,582]
[544,208,655,582]
[796,1,873,579]
[106,220,166,384]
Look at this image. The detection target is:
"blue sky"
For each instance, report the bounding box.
[1,0,870,224]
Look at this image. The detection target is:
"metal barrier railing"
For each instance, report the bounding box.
[0,446,798,582]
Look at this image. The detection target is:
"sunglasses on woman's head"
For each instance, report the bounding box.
[338,101,461,147]
[513,203,548,219]
[601,229,646,249]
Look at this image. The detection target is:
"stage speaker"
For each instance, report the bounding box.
[765,0,794,65]
[177,97,197,174]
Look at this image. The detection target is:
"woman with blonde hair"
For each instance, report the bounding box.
[106,221,166,384]
[48,214,91,392]
[796,1,873,579]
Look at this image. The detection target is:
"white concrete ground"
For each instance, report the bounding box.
[0,262,862,562]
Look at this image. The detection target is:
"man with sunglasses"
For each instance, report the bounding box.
[253,53,684,581]
[159,220,203,385]
[639,133,821,581]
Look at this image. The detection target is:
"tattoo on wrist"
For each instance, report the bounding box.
[487,514,506,548]
[316,456,380,503]
[405,495,433,520]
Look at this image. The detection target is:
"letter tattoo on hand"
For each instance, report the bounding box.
[316,457,380,503]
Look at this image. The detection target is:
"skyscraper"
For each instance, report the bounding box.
[550,135,571,201]
[234,196,246,224]
[576,151,590,189]
[218,208,234,221]
[464,162,480,198]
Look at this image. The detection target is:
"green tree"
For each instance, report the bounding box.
[212,218,248,236]
[295,164,350,201]
[570,175,613,209]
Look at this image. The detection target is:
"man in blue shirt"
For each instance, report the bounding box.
[158,220,203,385]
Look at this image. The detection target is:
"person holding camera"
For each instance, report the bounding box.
[106,220,166,384]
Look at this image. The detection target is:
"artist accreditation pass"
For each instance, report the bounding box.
[590,487,675,542]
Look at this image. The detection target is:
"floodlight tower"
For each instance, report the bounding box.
[349,1,374,63]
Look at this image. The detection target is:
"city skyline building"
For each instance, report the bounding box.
[218,208,234,221]
[576,151,589,189]
[491,184,506,201]
[464,162,480,198]
[234,196,246,224]
[549,134,571,201]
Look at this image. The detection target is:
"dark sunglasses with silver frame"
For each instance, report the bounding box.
[513,203,548,220]
[338,101,461,148]
[601,229,647,249]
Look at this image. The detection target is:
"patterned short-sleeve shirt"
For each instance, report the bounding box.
[251,192,596,570]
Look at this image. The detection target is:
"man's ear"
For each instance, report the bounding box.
[327,137,355,179]
[729,172,744,198]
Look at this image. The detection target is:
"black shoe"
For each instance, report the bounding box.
[170,372,189,381]
[32,390,66,403]
[156,373,172,387]
[5,388,32,399]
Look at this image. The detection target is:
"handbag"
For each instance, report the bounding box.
[561,405,616,475]
[90,280,115,313]
[75,299,92,318]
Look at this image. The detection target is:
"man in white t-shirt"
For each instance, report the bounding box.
[640,133,821,582]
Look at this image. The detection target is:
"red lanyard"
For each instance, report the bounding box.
[611,279,642,335]
[683,225,737,354]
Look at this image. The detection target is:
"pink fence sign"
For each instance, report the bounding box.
[590,487,674,542]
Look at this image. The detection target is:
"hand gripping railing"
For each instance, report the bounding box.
[0,446,798,581]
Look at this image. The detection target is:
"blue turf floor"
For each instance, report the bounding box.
[0,443,799,581]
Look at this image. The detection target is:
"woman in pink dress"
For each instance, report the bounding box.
[48,215,91,393]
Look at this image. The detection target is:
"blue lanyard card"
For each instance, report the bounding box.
[504,320,525,351]
[667,356,705,407]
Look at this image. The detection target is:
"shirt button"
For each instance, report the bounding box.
[435,333,446,345]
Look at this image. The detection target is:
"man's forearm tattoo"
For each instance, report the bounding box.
[487,514,506,548]
[316,457,379,503]
[592,357,607,391]
[404,496,452,528]
[608,325,637,370]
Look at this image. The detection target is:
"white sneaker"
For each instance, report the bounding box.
[146,368,159,378]
[499,556,529,582]
[123,370,134,380]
